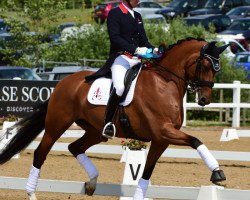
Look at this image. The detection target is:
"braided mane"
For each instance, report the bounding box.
[154,37,205,63]
[165,37,205,52]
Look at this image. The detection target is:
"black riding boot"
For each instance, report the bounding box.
[102,89,121,139]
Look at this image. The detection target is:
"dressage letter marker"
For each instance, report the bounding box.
[129,164,141,180]
[120,148,151,200]
[0,121,19,159]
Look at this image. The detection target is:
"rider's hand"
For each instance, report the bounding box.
[153,48,159,54]
[135,47,148,55]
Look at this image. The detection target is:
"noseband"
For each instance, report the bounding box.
[188,54,217,92]
[187,42,221,92]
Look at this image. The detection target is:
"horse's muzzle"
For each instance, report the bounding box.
[198,96,210,106]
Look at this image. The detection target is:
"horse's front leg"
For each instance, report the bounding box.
[68,123,102,196]
[190,136,226,184]
[133,141,168,200]
[162,125,226,184]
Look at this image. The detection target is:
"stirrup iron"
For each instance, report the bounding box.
[101,122,116,139]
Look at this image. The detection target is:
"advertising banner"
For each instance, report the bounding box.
[0,80,58,117]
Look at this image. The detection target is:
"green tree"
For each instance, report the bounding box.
[145,17,217,46]
[23,0,66,32]
[42,25,109,67]
[0,0,67,67]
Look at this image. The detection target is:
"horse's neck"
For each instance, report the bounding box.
[152,42,203,96]
[163,42,201,70]
[143,66,187,99]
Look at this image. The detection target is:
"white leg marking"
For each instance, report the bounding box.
[197,144,219,171]
[26,165,40,200]
[133,178,149,200]
[77,153,99,179]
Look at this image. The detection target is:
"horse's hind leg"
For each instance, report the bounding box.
[68,121,102,196]
[26,111,74,199]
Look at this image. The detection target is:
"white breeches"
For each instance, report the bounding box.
[111,55,141,96]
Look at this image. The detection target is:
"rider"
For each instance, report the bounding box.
[85,0,158,139]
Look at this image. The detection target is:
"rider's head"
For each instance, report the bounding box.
[123,0,139,9]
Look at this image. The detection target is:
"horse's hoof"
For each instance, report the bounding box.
[28,193,37,200]
[85,177,97,196]
[210,169,226,184]
[85,182,96,196]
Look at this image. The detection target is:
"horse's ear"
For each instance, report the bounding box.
[209,41,217,47]
[205,41,217,51]
[201,41,217,56]
[218,44,230,54]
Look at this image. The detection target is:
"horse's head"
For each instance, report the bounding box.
[189,41,229,106]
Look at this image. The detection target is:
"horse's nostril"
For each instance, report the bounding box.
[201,97,206,102]
[199,97,207,106]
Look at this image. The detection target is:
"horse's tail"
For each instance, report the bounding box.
[0,100,49,164]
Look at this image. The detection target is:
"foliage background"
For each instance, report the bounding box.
[0,0,248,85]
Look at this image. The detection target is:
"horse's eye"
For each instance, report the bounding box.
[201,59,211,72]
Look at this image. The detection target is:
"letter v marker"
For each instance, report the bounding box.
[129,164,141,180]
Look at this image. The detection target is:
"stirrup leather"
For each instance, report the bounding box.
[101,122,116,139]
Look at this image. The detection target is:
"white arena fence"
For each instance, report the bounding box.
[1,129,250,161]
[1,176,250,200]
[27,140,250,162]
[183,81,250,127]
[1,130,250,199]
[29,130,250,162]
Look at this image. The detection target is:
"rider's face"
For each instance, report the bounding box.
[130,0,139,8]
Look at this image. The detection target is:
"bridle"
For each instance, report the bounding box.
[150,44,220,92]
[187,54,218,92]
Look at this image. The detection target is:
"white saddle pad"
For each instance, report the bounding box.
[87,68,141,106]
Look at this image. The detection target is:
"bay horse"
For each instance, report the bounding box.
[0,38,228,200]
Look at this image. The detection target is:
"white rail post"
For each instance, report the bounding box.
[120,148,151,200]
[183,93,187,127]
[232,81,241,127]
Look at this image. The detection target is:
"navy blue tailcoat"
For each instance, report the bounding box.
[85,3,154,82]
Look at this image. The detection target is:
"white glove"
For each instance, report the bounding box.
[135,47,148,55]
[153,48,159,54]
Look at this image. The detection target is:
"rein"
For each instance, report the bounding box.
[151,59,189,84]
[148,53,216,92]
[149,58,199,92]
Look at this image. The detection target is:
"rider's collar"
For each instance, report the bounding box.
[119,3,128,14]
[119,3,134,16]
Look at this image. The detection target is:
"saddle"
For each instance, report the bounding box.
[118,64,145,140]
[87,63,145,140]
